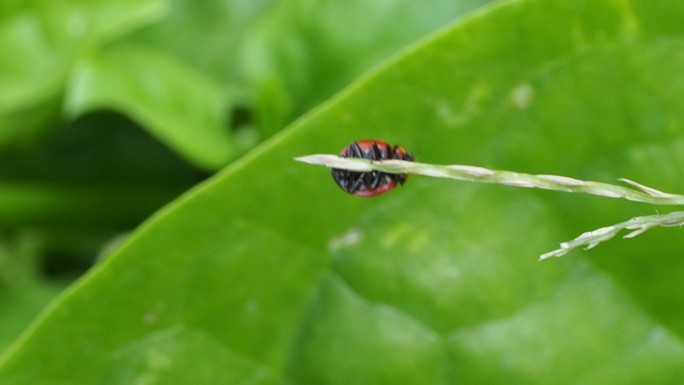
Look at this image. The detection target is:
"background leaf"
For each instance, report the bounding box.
[65,43,236,169]
[3,0,684,384]
[0,0,164,144]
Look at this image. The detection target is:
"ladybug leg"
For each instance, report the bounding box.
[375,172,389,189]
[394,174,408,185]
[346,141,364,158]
[379,144,390,159]
[365,171,379,189]
[366,142,380,160]
[349,171,383,193]
[365,144,381,188]
[348,172,367,193]
[391,145,401,159]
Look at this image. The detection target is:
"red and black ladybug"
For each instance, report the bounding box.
[331,140,415,197]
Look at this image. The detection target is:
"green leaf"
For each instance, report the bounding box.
[126,0,278,88]
[3,0,684,383]
[126,0,491,136]
[239,0,494,134]
[0,0,246,168]
[65,43,236,170]
[0,0,164,136]
[0,230,68,355]
[0,114,203,229]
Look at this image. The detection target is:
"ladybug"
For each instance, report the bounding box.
[331,140,415,197]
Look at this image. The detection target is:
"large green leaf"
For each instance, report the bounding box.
[0,0,163,144]
[0,0,163,111]
[2,0,684,383]
[65,43,236,169]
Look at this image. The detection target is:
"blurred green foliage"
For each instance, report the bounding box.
[3,0,684,384]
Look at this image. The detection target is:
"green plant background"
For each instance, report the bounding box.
[2,0,684,383]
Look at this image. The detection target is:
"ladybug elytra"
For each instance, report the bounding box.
[331,140,414,197]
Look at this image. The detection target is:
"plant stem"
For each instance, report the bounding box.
[540,210,684,260]
[295,155,684,205]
